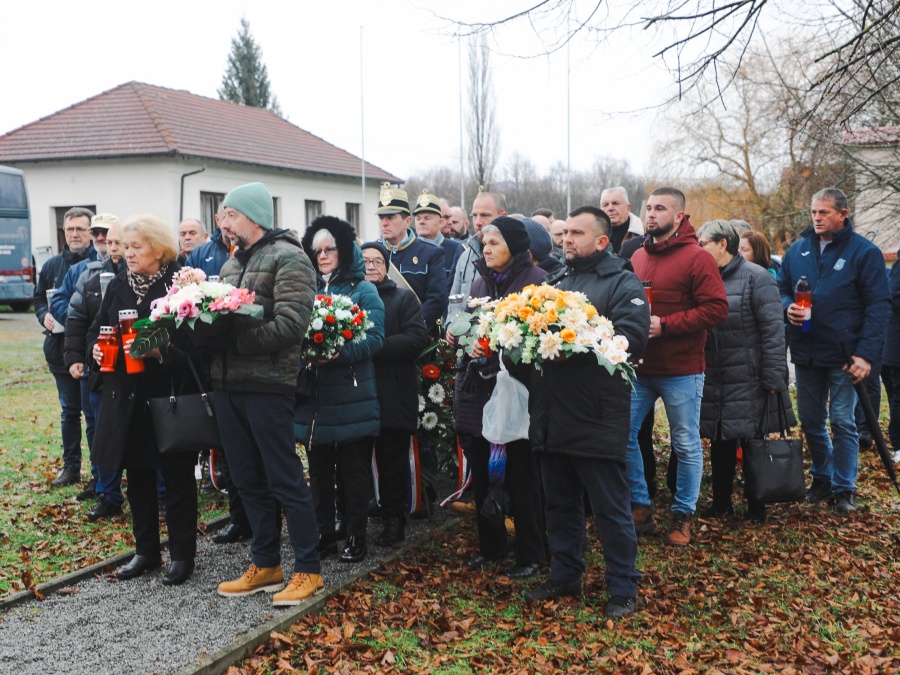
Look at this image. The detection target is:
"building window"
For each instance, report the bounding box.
[272,197,280,228]
[54,205,97,253]
[345,203,360,232]
[305,200,323,227]
[200,192,225,233]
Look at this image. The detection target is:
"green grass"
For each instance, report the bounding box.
[0,317,228,597]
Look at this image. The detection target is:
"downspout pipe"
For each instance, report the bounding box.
[179,167,206,222]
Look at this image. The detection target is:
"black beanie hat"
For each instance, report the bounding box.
[360,241,390,266]
[490,216,530,257]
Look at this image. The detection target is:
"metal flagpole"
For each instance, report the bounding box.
[566,13,572,215]
[459,32,465,212]
[360,26,366,235]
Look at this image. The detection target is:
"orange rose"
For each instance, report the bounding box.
[560,328,577,343]
[517,306,534,321]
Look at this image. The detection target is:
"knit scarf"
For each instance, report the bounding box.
[127,263,169,305]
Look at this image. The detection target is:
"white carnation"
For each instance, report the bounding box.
[476,312,494,338]
[538,331,563,360]
[560,308,588,330]
[311,317,323,330]
[496,321,523,349]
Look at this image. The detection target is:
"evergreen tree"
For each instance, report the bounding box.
[218,18,282,116]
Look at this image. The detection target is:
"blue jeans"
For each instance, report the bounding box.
[52,371,83,471]
[625,374,704,515]
[795,365,859,493]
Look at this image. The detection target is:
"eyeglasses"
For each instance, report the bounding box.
[64,227,89,234]
[314,246,337,257]
[363,258,385,268]
[698,239,715,247]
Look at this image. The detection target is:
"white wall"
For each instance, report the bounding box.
[17,157,386,252]
[849,146,900,256]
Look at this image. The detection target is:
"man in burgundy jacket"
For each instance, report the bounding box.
[626,187,729,547]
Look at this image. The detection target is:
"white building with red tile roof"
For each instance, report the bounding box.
[0,81,401,250]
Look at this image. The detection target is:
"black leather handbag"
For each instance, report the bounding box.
[148,357,222,453]
[743,392,806,504]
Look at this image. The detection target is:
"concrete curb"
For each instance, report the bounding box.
[0,514,231,612]
[176,518,461,675]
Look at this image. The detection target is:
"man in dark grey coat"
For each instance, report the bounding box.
[525,206,650,619]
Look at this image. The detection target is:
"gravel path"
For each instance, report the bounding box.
[0,508,453,675]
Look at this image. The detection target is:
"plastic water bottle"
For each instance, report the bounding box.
[795,276,812,333]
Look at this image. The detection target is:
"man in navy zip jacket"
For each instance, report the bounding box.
[777,188,890,514]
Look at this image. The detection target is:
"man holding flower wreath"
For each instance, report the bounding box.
[525,206,650,619]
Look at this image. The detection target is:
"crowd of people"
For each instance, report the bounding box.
[32,180,898,618]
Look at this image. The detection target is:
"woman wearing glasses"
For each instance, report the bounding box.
[695,220,793,523]
[295,216,385,564]
[360,242,429,547]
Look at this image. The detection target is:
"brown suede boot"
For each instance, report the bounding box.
[667,512,691,547]
[632,504,656,534]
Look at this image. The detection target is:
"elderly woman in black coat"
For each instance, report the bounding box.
[696,220,795,523]
[88,215,199,585]
[360,242,430,547]
[450,217,548,578]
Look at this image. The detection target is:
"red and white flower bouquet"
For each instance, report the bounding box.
[302,293,372,361]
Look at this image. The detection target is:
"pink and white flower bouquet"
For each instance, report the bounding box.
[129,266,263,357]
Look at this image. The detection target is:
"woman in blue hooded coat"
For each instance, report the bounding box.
[295,216,384,564]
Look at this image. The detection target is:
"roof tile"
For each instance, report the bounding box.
[0,81,399,182]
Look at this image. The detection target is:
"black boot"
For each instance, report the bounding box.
[211,523,252,544]
[87,495,122,522]
[340,535,367,563]
[162,560,195,586]
[317,533,339,558]
[116,554,162,580]
[76,477,98,501]
[375,517,405,547]
[50,465,80,488]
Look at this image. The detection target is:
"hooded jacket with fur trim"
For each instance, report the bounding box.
[294,216,385,445]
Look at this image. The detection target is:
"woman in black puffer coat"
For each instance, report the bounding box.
[696,220,795,523]
[450,217,547,578]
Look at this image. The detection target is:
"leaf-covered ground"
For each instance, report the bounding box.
[230,451,900,674]
[0,315,227,597]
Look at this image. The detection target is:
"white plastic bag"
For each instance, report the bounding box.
[482,355,530,444]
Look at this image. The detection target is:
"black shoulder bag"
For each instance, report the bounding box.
[742,392,805,503]
[148,357,223,453]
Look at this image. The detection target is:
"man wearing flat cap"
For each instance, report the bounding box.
[212,182,323,606]
[414,189,463,293]
[376,183,447,333]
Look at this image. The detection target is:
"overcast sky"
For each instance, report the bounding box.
[2,1,674,184]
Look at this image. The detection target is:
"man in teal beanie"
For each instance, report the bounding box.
[222,182,275,232]
[213,180,325,605]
